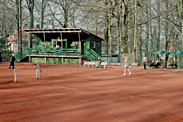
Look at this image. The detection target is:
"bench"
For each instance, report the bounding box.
[83,61,96,68]
[83,61,107,69]
[100,62,107,69]
[149,62,161,68]
[131,62,138,66]
[167,63,177,69]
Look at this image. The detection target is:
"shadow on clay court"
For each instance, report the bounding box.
[0,81,13,85]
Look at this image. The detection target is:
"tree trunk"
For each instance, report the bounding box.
[177,0,183,49]
[95,18,98,36]
[16,0,22,53]
[104,0,109,55]
[182,22,183,48]
[157,0,161,50]
[108,1,112,62]
[145,0,150,64]
[133,0,137,62]
[41,0,47,29]
[121,0,128,53]
[118,0,122,63]
[164,0,169,68]
[138,26,142,65]
[19,0,22,53]
[28,0,34,48]
[1,0,5,38]
[150,0,155,61]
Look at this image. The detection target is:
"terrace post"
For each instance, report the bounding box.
[78,32,81,64]
[29,56,31,63]
[43,32,46,44]
[45,57,47,63]
[62,58,64,64]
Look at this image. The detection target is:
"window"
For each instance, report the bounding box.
[72,42,78,49]
[52,41,66,48]
[91,42,96,48]
[53,41,56,48]
[24,34,28,38]
[12,35,15,39]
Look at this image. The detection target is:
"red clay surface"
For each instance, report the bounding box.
[1,62,183,122]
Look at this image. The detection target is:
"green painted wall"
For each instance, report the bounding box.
[89,36,102,55]
[64,58,79,63]
[31,57,79,64]
[32,57,45,63]
[47,58,62,63]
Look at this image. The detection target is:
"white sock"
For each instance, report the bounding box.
[128,69,131,75]
[123,68,126,75]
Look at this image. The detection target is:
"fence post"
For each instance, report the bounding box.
[36,64,39,80]
[14,67,17,82]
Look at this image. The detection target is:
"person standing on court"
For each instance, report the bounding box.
[123,55,131,76]
[96,57,101,68]
[143,54,147,70]
[9,53,16,70]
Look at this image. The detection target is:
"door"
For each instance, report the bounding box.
[84,40,90,50]
[83,40,90,56]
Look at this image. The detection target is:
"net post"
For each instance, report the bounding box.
[36,64,39,80]
[14,67,17,82]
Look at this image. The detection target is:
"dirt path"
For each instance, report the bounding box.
[0,62,183,122]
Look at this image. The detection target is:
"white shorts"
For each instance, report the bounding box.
[125,63,128,68]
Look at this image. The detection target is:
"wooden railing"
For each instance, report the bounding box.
[16,48,101,62]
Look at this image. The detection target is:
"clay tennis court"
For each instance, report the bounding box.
[1,62,183,122]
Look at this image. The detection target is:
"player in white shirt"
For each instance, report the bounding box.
[123,55,131,76]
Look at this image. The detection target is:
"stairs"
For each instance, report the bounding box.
[84,49,101,61]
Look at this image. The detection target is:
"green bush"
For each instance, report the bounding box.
[0,38,12,62]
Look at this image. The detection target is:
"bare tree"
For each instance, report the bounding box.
[157,0,161,51]
[16,0,22,53]
[41,0,48,29]
[26,0,34,48]
[133,0,138,62]
[47,0,80,28]
[176,0,183,48]
[0,0,17,38]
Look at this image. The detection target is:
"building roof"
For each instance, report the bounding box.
[24,28,103,41]
[7,25,38,42]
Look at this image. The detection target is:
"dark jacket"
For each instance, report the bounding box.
[10,56,16,64]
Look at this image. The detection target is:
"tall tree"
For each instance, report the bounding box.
[48,0,79,28]
[104,1,109,55]
[164,0,169,68]
[16,0,22,53]
[157,0,161,50]
[145,0,150,64]
[121,0,129,53]
[177,0,183,48]
[108,0,113,62]
[150,0,155,61]
[0,0,5,38]
[118,0,122,63]
[26,0,34,48]
[41,0,48,29]
[133,0,138,62]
